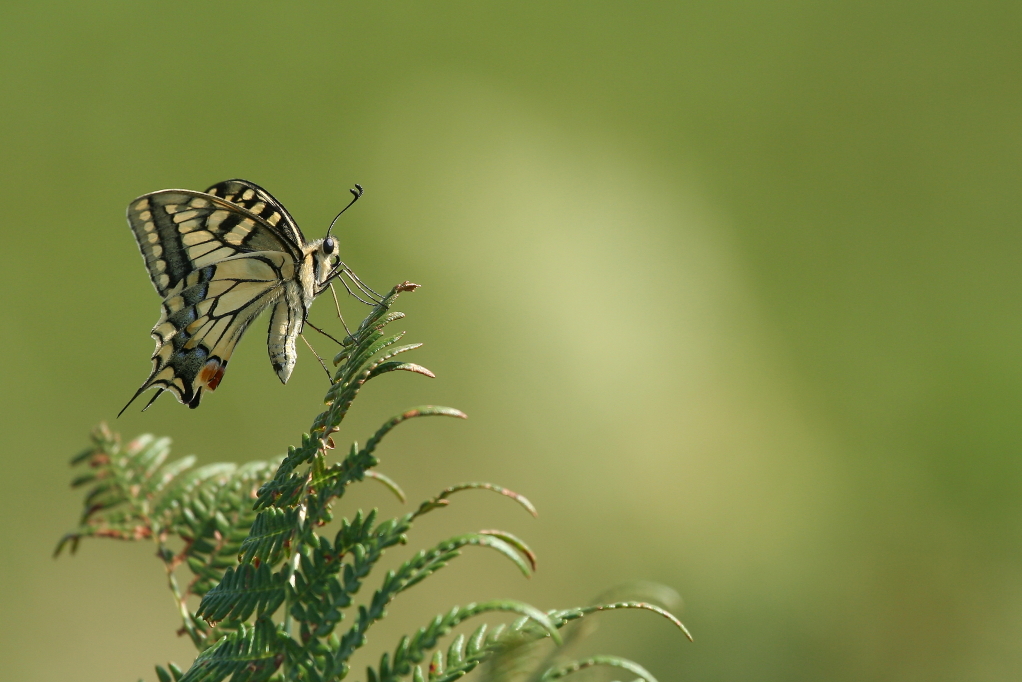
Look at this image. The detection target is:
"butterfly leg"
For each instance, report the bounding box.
[305,320,345,346]
[300,333,332,381]
[328,282,354,338]
[343,268,385,303]
[333,271,378,307]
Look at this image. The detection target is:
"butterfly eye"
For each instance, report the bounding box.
[323,237,336,255]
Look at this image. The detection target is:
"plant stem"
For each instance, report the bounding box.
[157,537,203,648]
[282,500,308,680]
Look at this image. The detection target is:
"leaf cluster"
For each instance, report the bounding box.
[60,282,690,682]
[57,423,279,648]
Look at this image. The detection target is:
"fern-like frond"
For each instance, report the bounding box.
[177,461,280,597]
[178,618,290,682]
[558,602,692,642]
[305,407,466,525]
[364,601,559,682]
[420,615,552,682]
[154,662,185,682]
[324,530,546,678]
[539,656,656,681]
[58,423,279,651]
[196,563,287,625]
[481,600,691,682]
[60,427,172,538]
[363,471,407,503]
[288,509,409,642]
[238,507,301,566]
[411,482,538,520]
[63,280,690,682]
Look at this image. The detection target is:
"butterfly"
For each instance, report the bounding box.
[120,179,377,415]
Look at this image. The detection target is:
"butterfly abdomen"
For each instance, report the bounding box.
[266,284,304,384]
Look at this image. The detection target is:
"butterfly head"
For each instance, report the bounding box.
[312,236,342,288]
[311,184,383,305]
[313,184,363,290]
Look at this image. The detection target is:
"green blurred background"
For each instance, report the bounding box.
[2,2,1020,680]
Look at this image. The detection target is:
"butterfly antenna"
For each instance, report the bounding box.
[300,333,333,381]
[325,183,364,238]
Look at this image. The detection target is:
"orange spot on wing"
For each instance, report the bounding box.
[199,358,227,391]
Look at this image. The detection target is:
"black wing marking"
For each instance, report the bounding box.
[205,179,306,248]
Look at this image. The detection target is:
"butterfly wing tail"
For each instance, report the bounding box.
[117,374,169,417]
[119,348,222,415]
[117,383,154,417]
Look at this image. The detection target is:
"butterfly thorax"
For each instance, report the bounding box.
[305,238,340,299]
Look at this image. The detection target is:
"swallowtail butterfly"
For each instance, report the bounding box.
[120,179,373,414]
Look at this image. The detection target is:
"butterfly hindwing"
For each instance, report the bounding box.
[127,189,300,298]
[121,250,300,413]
